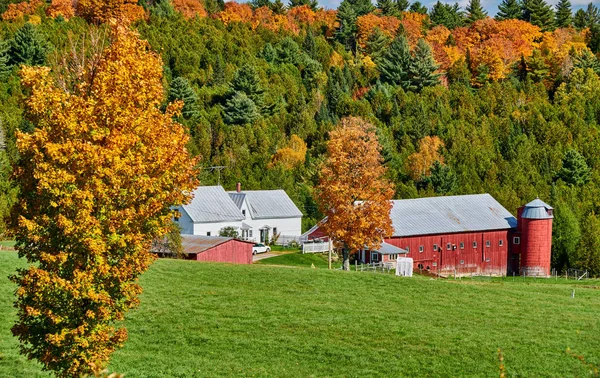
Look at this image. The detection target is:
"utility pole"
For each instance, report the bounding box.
[207,166,227,186]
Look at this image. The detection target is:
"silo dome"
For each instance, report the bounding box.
[521,198,553,220]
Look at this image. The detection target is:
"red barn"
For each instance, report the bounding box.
[154,236,254,264]
[306,194,553,277]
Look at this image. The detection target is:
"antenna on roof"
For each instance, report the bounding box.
[207,166,227,186]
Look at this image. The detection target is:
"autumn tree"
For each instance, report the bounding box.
[46,0,75,20]
[77,0,146,24]
[316,117,394,271]
[10,24,198,377]
[407,136,445,180]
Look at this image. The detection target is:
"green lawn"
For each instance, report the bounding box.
[255,251,339,268]
[1,251,600,377]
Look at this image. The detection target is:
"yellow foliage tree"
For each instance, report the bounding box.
[171,0,208,19]
[46,0,75,20]
[1,0,43,21]
[10,24,198,377]
[407,136,445,180]
[77,0,146,24]
[269,134,307,169]
[316,117,394,270]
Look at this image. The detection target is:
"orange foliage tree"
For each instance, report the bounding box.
[269,134,308,169]
[217,2,253,25]
[10,24,198,377]
[46,0,75,20]
[2,0,43,21]
[171,0,208,19]
[77,0,146,24]
[407,136,445,180]
[316,117,394,270]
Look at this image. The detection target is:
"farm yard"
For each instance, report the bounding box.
[1,251,600,377]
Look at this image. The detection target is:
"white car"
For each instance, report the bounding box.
[252,243,271,255]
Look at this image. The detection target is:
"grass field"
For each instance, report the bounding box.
[1,251,600,377]
[255,251,340,268]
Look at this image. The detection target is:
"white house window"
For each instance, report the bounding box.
[174,216,179,222]
[273,227,278,236]
[249,230,253,237]
[486,240,491,247]
[499,239,504,247]
[419,246,424,253]
[242,210,246,216]
[460,242,464,249]
[513,237,520,244]
[207,232,211,236]
[473,241,477,248]
[446,243,451,250]
[390,254,398,260]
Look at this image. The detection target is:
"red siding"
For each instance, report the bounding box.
[520,218,553,276]
[195,239,253,264]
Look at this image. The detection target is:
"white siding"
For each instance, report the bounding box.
[243,216,302,243]
[193,221,244,237]
[176,206,194,235]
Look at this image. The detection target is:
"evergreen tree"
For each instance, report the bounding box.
[276,37,301,64]
[558,149,591,186]
[409,1,427,13]
[552,202,581,273]
[523,0,555,31]
[465,0,487,24]
[526,49,548,82]
[0,43,11,80]
[554,0,572,28]
[377,34,411,87]
[336,0,375,50]
[577,213,600,276]
[230,64,264,108]
[262,43,276,63]
[447,58,471,86]
[396,0,409,12]
[429,1,465,29]
[573,49,600,74]
[168,77,199,119]
[303,30,318,60]
[223,92,260,125]
[8,23,49,67]
[586,2,600,27]
[252,0,273,8]
[365,27,391,60]
[428,161,457,194]
[408,39,441,92]
[377,0,399,16]
[271,0,285,14]
[496,0,521,20]
[589,23,600,53]
[515,54,528,81]
[573,9,587,29]
[289,0,318,10]
[212,54,226,85]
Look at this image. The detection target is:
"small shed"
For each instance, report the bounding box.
[154,236,254,264]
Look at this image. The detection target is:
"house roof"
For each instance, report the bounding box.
[228,190,303,220]
[389,194,517,237]
[182,186,244,223]
[521,198,554,220]
[375,242,408,255]
[181,235,253,255]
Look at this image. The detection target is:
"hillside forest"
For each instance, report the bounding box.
[1,0,600,274]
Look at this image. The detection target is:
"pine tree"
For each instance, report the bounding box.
[230,64,264,108]
[262,43,276,63]
[429,1,465,29]
[251,0,273,8]
[558,150,591,186]
[212,53,226,85]
[586,2,600,27]
[496,0,521,20]
[8,23,49,67]
[465,0,487,24]
[0,43,11,80]
[288,0,318,10]
[365,27,391,60]
[396,0,409,12]
[447,58,471,86]
[408,38,441,92]
[336,0,375,50]
[377,0,399,16]
[554,0,572,28]
[428,161,457,194]
[523,0,555,31]
[303,30,318,60]
[377,34,411,87]
[270,0,285,14]
[223,92,260,125]
[573,9,587,29]
[409,1,427,14]
[168,77,199,119]
[526,49,548,82]
[573,49,600,74]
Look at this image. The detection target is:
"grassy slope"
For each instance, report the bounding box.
[255,252,339,268]
[1,252,600,377]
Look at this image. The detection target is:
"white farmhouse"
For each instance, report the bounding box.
[175,184,302,244]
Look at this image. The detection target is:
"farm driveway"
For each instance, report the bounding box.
[252,252,277,262]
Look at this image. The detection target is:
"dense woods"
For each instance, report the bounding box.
[1,0,600,278]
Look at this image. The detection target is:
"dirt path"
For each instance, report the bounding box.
[252,252,277,262]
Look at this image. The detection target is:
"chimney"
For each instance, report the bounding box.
[236,182,241,193]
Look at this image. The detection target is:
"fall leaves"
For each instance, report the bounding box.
[11,24,198,377]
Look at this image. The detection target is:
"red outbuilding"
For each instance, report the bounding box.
[305,194,554,277]
[153,236,254,264]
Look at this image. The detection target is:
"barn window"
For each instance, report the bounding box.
[406,247,410,252]
[372,252,379,262]
[513,237,520,244]
[419,246,424,253]
[499,239,504,247]
[460,242,464,249]
[432,262,437,267]
[390,254,397,260]
[207,232,211,236]
[485,258,491,262]
[486,240,491,247]
[433,244,438,251]
[446,243,451,250]
[473,241,477,248]
[460,260,465,265]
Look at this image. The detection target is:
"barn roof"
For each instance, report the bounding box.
[521,198,554,219]
[375,242,408,255]
[390,194,516,237]
[228,190,303,220]
[182,186,244,223]
[181,235,252,255]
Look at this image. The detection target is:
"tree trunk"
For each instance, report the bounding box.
[342,248,350,271]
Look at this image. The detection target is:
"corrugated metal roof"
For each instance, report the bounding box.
[390,194,517,237]
[228,190,303,219]
[522,198,553,219]
[182,186,244,223]
[375,242,408,255]
[180,235,247,254]
[229,192,246,209]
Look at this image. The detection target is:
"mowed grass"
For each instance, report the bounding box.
[255,251,339,269]
[1,252,600,377]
